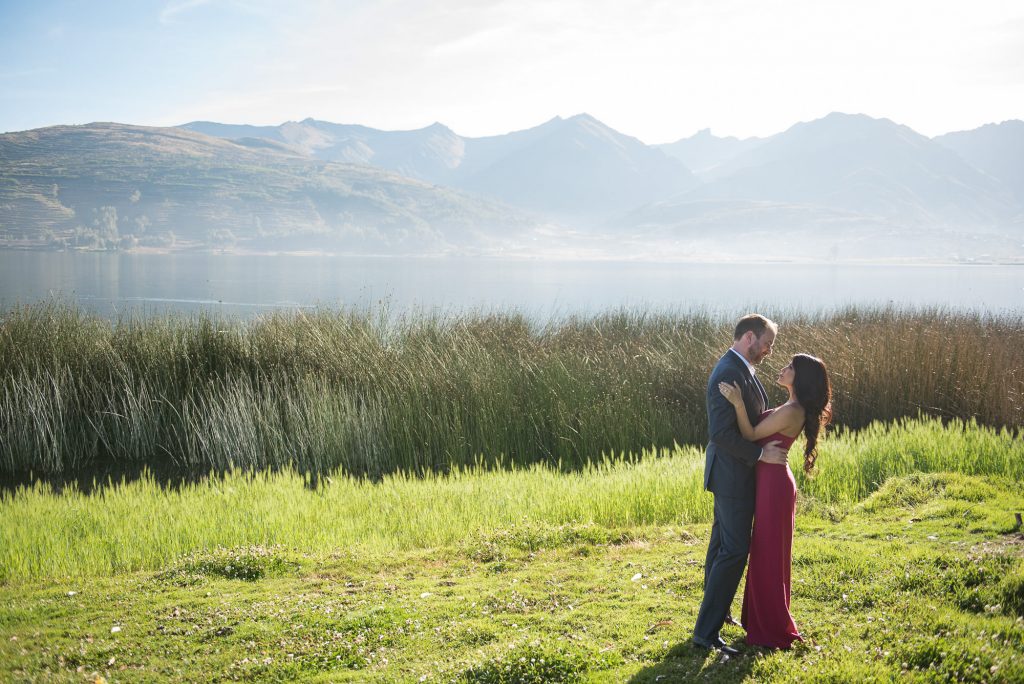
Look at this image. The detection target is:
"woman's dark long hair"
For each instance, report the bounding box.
[791,354,832,474]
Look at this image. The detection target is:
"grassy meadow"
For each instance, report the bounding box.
[1,302,1021,480]
[1,420,1023,682]
[2,417,1021,583]
[2,302,1023,681]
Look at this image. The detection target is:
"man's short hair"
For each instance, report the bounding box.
[733,314,778,341]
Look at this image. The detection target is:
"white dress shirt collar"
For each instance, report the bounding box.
[729,347,756,376]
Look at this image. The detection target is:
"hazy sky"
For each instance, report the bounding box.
[2,0,1022,142]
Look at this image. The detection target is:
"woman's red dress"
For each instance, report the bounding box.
[742,410,803,649]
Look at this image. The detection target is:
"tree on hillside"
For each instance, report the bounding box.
[92,206,119,249]
[73,226,99,248]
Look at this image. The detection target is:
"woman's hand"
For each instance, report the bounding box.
[718,381,744,408]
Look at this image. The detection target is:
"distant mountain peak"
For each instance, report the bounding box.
[934,119,1024,204]
[799,111,879,127]
[423,121,455,134]
[815,111,896,126]
[939,119,1024,137]
[656,127,764,177]
[531,115,564,129]
[776,112,920,147]
[823,111,869,120]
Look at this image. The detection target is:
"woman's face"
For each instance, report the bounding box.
[777,362,795,388]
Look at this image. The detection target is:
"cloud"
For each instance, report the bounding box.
[33,0,1022,141]
[159,0,215,25]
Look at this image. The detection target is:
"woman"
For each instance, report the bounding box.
[719,353,832,649]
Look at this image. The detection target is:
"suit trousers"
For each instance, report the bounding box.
[693,491,755,643]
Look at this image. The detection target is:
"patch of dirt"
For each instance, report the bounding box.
[970,533,1024,557]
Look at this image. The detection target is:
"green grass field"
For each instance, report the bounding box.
[2,420,1022,682]
[3,303,1022,681]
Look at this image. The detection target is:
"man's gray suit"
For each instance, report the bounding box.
[692,349,768,645]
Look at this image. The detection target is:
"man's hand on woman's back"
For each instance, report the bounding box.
[759,441,789,465]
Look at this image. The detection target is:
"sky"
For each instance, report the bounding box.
[1,0,1022,143]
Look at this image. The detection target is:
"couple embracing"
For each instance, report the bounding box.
[692,314,832,653]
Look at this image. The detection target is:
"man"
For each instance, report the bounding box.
[692,314,789,655]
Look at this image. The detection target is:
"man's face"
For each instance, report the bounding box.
[749,329,776,364]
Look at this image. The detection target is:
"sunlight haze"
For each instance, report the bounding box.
[1,0,1021,140]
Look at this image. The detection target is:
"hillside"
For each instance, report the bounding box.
[0,123,532,254]
[656,128,765,178]
[690,113,1016,225]
[612,114,1024,261]
[935,120,1024,206]
[184,119,468,184]
[460,114,697,219]
[186,114,698,221]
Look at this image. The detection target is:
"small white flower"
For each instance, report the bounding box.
[110,626,121,634]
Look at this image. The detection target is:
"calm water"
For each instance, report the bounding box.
[1,251,1022,319]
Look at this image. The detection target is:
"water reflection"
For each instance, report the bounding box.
[2,250,1022,319]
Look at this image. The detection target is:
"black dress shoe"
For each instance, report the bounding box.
[692,638,740,656]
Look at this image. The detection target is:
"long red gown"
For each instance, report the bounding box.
[742,410,803,649]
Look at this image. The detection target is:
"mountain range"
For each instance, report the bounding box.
[2,112,1022,261]
[183,114,696,219]
[0,123,533,255]
[629,113,1023,261]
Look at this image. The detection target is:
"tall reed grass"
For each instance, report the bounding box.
[0,417,1018,582]
[1,301,1021,479]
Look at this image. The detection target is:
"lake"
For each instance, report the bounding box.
[2,251,1022,319]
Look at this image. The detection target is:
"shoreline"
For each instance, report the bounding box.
[1,244,1022,267]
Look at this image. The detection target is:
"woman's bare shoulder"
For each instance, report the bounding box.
[774,402,806,426]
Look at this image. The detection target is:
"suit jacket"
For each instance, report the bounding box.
[703,349,768,497]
